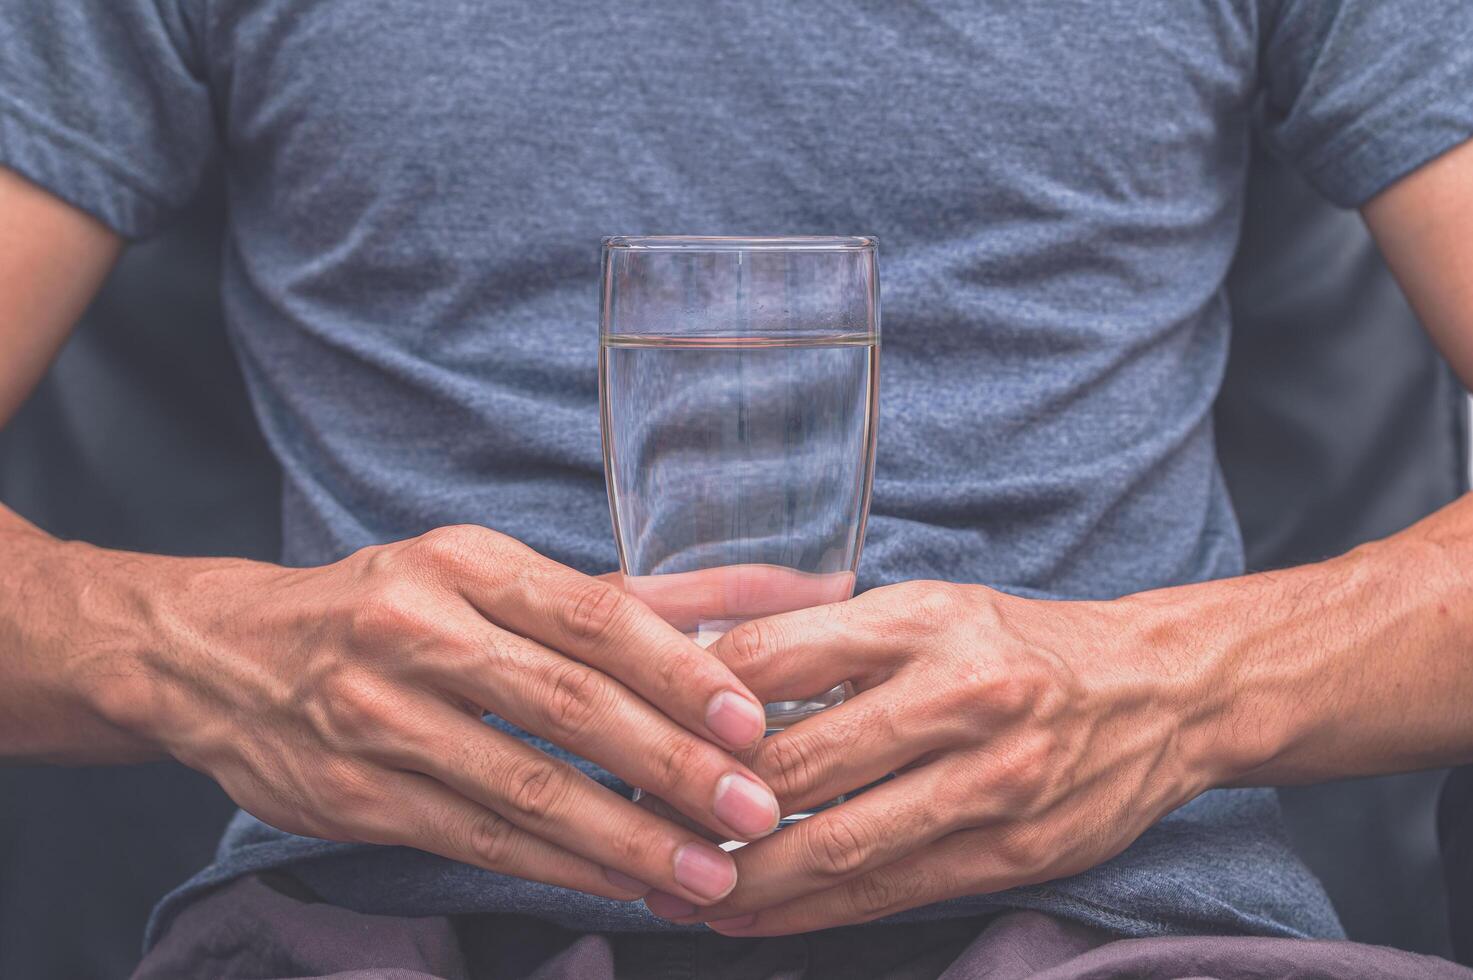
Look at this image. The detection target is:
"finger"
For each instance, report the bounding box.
[635,792,728,843]
[394,703,747,906]
[347,768,646,901]
[706,589,908,703]
[448,618,779,843]
[705,857,953,936]
[618,564,855,633]
[655,765,964,922]
[708,826,1013,936]
[459,536,768,751]
[741,682,945,813]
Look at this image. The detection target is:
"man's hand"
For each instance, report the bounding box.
[62,525,779,907]
[629,136,1473,936]
[648,497,1473,934]
[639,580,1217,933]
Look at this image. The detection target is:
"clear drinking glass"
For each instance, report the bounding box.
[599,236,880,738]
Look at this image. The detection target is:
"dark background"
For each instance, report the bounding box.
[0,141,1468,976]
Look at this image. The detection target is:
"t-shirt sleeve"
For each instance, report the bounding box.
[1258,0,1473,208]
[0,1,217,238]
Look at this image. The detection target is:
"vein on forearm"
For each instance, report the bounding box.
[0,506,164,764]
[1203,493,1473,786]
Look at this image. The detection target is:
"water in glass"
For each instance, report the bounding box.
[601,331,878,728]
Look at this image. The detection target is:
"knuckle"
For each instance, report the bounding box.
[561,580,631,643]
[318,758,381,818]
[848,868,919,920]
[356,543,393,581]
[650,730,704,792]
[805,813,874,878]
[539,661,606,743]
[605,819,661,870]
[349,581,433,641]
[466,812,519,868]
[983,742,1053,813]
[759,733,825,801]
[979,670,1038,719]
[904,581,961,631]
[723,618,775,674]
[414,524,482,569]
[318,670,401,745]
[652,646,693,697]
[498,755,569,822]
[994,826,1047,872]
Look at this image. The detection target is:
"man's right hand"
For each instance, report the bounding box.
[84,524,779,906]
[0,169,773,908]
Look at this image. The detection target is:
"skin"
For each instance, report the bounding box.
[1,136,1470,934]
[638,137,1473,934]
[0,170,783,909]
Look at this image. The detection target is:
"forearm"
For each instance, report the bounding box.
[0,505,157,762]
[0,504,236,764]
[1144,492,1473,787]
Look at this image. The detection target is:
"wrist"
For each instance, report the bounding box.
[1138,516,1473,790]
[55,540,177,757]
[1110,578,1287,795]
[0,535,169,763]
[1125,548,1402,790]
[68,543,284,763]
[994,586,1227,808]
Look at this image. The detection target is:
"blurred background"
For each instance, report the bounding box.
[0,139,1468,976]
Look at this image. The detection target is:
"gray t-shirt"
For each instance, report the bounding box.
[4,0,1472,947]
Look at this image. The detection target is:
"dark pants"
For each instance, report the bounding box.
[135,874,1472,980]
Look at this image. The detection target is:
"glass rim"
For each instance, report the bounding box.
[602,235,877,252]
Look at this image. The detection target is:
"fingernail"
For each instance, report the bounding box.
[706,914,757,933]
[603,867,650,896]
[645,889,698,919]
[673,842,738,902]
[706,691,765,747]
[713,772,780,839]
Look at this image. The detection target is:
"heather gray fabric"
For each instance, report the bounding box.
[5,0,1473,951]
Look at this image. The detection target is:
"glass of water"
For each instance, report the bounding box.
[599,236,879,735]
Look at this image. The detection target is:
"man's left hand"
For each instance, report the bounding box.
[642,580,1223,934]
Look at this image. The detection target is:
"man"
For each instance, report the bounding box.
[2,3,1471,977]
